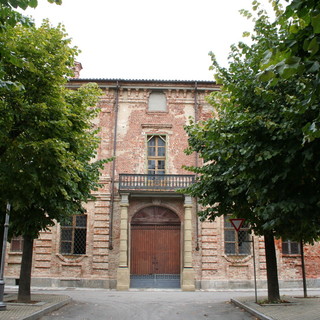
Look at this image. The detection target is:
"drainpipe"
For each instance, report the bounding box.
[194,81,200,251]
[108,81,120,250]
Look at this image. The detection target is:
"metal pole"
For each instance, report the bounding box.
[300,239,307,298]
[252,236,258,303]
[0,203,11,310]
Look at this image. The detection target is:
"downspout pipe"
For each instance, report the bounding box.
[194,81,200,251]
[108,81,120,250]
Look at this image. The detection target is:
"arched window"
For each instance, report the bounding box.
[148,92,167,112]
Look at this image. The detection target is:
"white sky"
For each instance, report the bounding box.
[21,0,271,80]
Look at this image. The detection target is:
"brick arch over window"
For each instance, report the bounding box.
[131,206,180,225]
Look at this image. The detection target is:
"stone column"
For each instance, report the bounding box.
[116,193,130,290]
[181,195,195,291]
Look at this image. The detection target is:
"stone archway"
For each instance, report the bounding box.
[130,206,181,288]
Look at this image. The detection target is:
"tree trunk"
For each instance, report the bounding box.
[264,231,280,302]
[17,236,34,303]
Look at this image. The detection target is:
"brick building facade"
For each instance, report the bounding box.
[4,77,320,290]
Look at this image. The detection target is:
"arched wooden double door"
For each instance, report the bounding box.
[130,206,181,288]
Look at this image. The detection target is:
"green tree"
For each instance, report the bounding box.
[0,0,62,289]
[184,0,320,302]
[260,0,320,141]
[0,0,61,30]
[0,0,62,92]
[0,21,110,302]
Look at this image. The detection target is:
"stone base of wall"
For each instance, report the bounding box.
[5,277,320,291]
[5,277,117,289]
[198,279,320,290]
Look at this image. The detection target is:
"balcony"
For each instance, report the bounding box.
[119,174,195,193]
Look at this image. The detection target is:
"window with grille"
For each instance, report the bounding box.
[224,215,251,255]
[282,240,300,255]
[148,91,167,112]
[60,215,87,255]
[10,235,24,252]
[147,135,166,175]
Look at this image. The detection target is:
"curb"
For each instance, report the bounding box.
[231,299,274,320]
[20,297,72,320]
[22,297,72,320]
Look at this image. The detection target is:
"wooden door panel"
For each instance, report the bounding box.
[131,224,180,275]
[155,226,180,274]
[131,226,154,275]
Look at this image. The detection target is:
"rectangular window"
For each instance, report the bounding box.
[224,215,251,255]
[282,240,300,255]
[10,235,24,252]
[147,135,166,175]
[60,215,87,255]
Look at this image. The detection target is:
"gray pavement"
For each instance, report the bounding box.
[36,289,255,320]
[0,287,319,320]
[0,292,71,320]
[232,294,320,320]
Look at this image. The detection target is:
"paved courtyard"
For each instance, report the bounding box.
[38,289,255,320]
[1,287,319,320]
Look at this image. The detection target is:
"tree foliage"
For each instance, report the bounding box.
[184,0,320,302]
[260,0,320,141]
[0,0,61,28]
[0,0,62,90]
[0,21,109,239]
[184,0,320,244]
[0,20,110,302]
